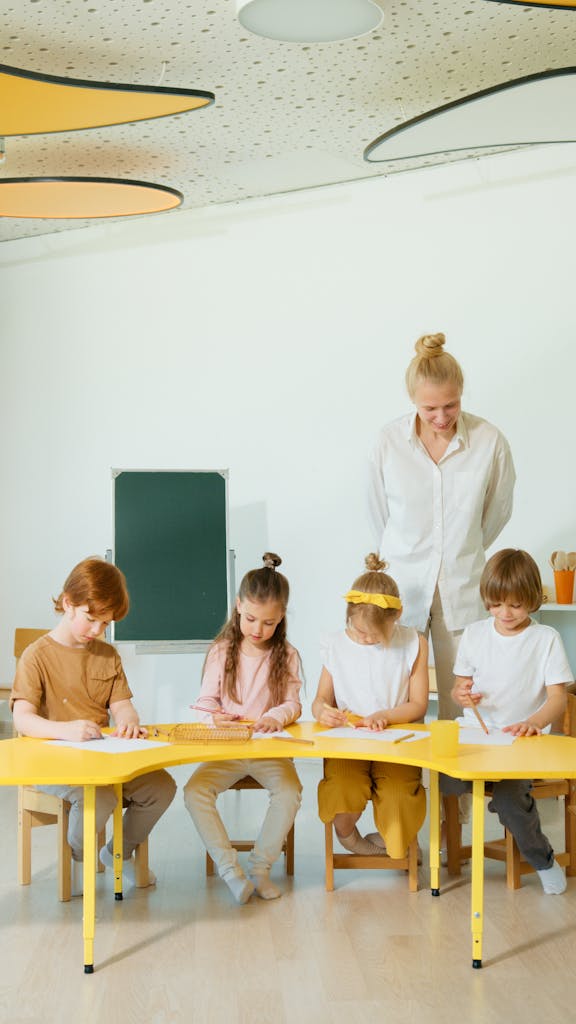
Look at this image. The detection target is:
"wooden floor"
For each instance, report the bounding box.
[1,755,575,1024]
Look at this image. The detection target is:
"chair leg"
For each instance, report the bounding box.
[17,788,32,886]
[407,837,419,893]
[97,828,106,873]
[325,823,334,892]
[285,823,295,876]
[134,838,150,887]
[443,795,463,876]
[58,803,72,902]
[206,852,215,877]
[505,828,522,889]
[566,783,576,877]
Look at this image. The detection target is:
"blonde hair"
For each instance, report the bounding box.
[53,557,130,621]
[405,333,464,399]
[480,549,543,614]
[346,553,400,643]
[210,552,293,706]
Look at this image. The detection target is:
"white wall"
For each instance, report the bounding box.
[1,145,576,720]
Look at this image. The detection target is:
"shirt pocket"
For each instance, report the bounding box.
[452,470,477,509]
[85,670,116,706]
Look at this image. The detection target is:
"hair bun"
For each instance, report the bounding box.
[262,552,282,570]
[364,552,388,573]
[415,333,446,359]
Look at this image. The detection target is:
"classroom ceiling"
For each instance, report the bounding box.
[1,0,575,244]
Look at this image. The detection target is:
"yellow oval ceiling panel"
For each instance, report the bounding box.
[0,63,214,136]
[0,178,183,219]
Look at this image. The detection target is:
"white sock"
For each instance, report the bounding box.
[250,872,282,900]
[364,831,386,850]
[223,873,255,904]
[99,845,156,887]
[336,826,385,856]
[537,859,567,895]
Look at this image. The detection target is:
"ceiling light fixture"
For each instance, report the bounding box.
[236,0,383,43]
[0,178,183,220]
[484,0,576,8]
[0,62,214,136]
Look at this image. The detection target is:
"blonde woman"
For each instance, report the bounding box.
[369,333,515,720]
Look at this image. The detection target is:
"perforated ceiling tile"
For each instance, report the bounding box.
[0,0,575,242]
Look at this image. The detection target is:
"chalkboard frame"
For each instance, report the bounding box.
[111,468,231,649]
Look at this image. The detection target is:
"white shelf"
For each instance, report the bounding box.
[540,603,576,612]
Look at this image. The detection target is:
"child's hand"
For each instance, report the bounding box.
[319,704,348,728]
[66,720,103,742]
[212,712,241,725]
[253,715,282,733]
[357,714,388,731]
[113,722,147,739]
[453,679,481,708]
[503,720,542,737]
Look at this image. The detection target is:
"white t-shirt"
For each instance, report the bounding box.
[369,411,515,632]
[320,624,419,717]
[454,618,573,729]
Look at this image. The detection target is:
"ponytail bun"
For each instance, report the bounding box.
[415,332,446,358]
[405,331,463,399]
[364,552,388,573]
[262,552,282,570]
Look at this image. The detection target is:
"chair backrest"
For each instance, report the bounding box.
[14,628,50,660]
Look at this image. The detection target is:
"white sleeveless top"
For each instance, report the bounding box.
[320,624,419,716]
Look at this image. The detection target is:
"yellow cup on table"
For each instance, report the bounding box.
[430,720,459,758]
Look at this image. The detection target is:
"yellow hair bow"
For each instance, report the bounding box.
[344,590,402,611]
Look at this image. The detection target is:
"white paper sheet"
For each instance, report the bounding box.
[315,727,428,743]
[457,727,516,746]
[49,736,171,753]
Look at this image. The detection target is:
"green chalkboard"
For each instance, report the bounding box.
[113,470,229,643]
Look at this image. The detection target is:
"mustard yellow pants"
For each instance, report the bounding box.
[318,759,426,859]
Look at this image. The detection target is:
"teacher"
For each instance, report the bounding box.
[369,333,516,719]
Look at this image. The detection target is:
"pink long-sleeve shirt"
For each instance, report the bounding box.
[194,641,302,727]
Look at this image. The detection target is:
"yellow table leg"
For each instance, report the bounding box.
[471,779,485,969]
[113,783,124,901]
[83,785,96,973]
[429,769,440,896]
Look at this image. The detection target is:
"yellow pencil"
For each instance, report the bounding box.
[392,732,415,744]
[467,698,489,735]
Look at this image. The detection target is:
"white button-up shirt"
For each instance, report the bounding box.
[369,411,516,632]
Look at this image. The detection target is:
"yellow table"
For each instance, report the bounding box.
[1,723,575,972]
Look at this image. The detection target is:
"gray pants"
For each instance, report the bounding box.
[39,769,176,861]
[440,774,554,871]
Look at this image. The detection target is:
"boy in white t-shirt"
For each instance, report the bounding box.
[441,549,573,894]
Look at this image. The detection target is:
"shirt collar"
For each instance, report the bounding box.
[407,410,469,452]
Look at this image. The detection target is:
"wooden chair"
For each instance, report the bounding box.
[444,693,576,889]
[325,824,419,892]
[14,627,147,900]
[205,775,295,876]
[322,760,419,892]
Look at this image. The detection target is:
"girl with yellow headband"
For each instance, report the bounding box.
[312,554,428,859]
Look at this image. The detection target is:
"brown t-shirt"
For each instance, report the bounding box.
[10,634,132,728]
